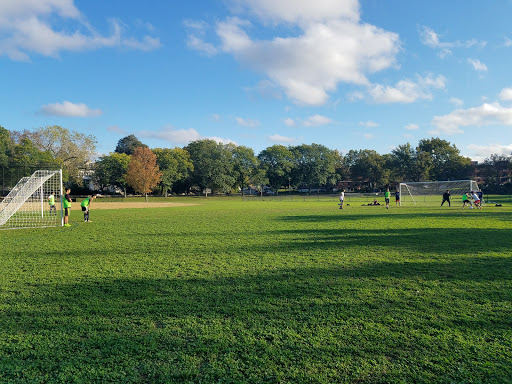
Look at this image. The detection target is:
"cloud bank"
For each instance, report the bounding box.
[0,0,160,60]
[187,0,400,106]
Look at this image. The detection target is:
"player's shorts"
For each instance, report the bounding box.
[64,208,69,216]
[81,206,88,212]
[474,200,480,205]
[385,198,390,204]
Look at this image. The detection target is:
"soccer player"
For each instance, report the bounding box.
[48,191,56,215]
[395,189,400,206]
[441,190,451,207]
[63,188,72,226]
[471,191,481,209]
[81,194,96,222]
[462,192,472,209]
[384,188,391,209]
[339,189,345,210]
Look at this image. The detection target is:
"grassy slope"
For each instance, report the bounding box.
[0,198,511,383]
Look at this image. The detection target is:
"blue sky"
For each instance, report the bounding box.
[1,0,512,162]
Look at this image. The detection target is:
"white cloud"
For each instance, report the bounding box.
[139,125,236,146]
[466,143,512,162]
[359,121,379,127]
[467,58,487,72]
[419,26,486,58]
[40,101,102,117]
[188,1,400,106]
[499,87,512,101]
[207,136,237,145]
[284,115,333,127]
[404,123,419,131]
[368,74,446,104]
[0,0,160,60]
[363,133,374,139]
[449,97,464,106]
[186,35,218,56]
[268,134,296,143]
[302,114,332,127]
[139,125,202,145]
[236,117,260,127]
[431,102,512,135]
[283,118,296,127]
[230,0,360,25]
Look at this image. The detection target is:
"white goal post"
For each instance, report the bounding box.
[399,180,480,206]
[0,170,63,230]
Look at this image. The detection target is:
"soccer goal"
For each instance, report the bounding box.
[0,170,63,230]
[399,180,480,206]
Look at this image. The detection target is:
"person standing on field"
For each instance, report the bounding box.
[395,189,400,206]
[441,190,451,207]
[63,188,72,226]
[48,191,56,215]
[81,194,96,222]
[339,189,345,209]
[384,188,391,209]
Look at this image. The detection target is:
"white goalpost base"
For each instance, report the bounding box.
[399,180,480,206]
[0,170,63,230]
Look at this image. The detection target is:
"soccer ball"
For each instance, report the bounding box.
[469,206,474,209]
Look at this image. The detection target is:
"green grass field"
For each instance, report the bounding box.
[1,198,511,383]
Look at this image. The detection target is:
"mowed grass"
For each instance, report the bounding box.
[1,198,511,383]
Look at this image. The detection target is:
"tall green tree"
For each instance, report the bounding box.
[0,126,12,168]
[227,144,258,196]
[11,138,54,167]
[153,147,194,196]
[389,143,428,182]
[185,139,235,196]
[480,154,511,190]
[417,138,471,180]
[290,144,337,190]
[344,149,389,190]
[258,145,294,193]
[94,152,131,196]
[115,135,147,156]
[22,125,97,184]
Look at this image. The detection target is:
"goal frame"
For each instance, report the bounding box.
[399,180,480,206]
[0,169,63,230]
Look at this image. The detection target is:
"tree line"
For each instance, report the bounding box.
[1,125,511,196]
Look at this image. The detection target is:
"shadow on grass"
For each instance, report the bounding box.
[263,227,512,255]
[1,256,511,383]
[279,209,512,222]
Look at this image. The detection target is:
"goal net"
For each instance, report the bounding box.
[0,170,63,230]
[399,180,480,206]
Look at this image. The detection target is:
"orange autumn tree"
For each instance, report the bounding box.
[125,147,162,202]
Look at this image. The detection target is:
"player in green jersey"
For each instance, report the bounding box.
[384,188,391,209]
[48,191,56,215]
[81,194,96,222]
